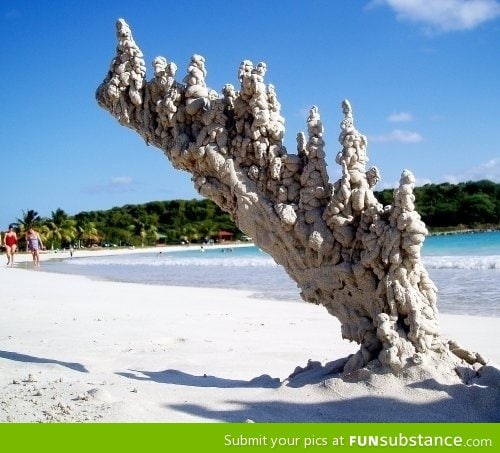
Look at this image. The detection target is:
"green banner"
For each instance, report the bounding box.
[1,423,497,452]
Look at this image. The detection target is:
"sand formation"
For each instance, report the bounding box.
[96,19,487,377]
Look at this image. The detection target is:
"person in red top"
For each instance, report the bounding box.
[4,225,18,266]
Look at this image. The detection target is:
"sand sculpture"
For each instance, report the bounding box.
[96,19,486,376]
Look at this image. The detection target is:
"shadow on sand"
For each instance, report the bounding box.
[117,360,499,422]
[0,350,88,373]
[116,369,281,389]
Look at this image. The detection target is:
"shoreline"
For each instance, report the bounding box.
[429,227,500,235]
[3,241,255,265]
[7,239,500,319]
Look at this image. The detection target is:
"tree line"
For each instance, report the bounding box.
[5,180,499,250]
[7,199,241,250]
[374,179,500,231]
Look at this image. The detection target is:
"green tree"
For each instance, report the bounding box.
[146,224,159,246]
[375,180,500,230]
[17,209,41,230]
[461,193,497,225]
[129,219,147,246]
[44,209,77,249]
[76,220,101,248]
[16,209,42,248]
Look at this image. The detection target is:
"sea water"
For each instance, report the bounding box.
[40,231,500,317]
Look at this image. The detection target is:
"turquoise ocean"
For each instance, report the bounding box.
[40,231,500,317]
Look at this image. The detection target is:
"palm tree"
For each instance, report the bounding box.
[146,224,158,246]
[50,208,68,226]
[17,209,41,231]
[130,219,148,246]
[16,209,42,248]
[44,209,77,249]
[76,220,100,248]
[178,224,199,244]
[199,220,219,242]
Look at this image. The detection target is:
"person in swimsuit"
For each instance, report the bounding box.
[4,225,18,266]
[26,227,44,267]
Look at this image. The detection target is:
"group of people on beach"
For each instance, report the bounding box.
[0,225,44,267]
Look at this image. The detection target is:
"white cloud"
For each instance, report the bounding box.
[414,176,432,186]
[83,176,136,194]
[482,158,500,169]
[442,174,460,184]
[430,114,445,122]
[369,0,500,32]
[379,176,432,189]
[111,176,133,185]
[443,158,500,183]
[369,129,423,143]
[387,112,413,122]
[467,157,500,181]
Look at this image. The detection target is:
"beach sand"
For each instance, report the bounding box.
[0,249,498,422]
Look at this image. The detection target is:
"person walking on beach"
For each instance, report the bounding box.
[26,227,44,267]
[4,225,18,266]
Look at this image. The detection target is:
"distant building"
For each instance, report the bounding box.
[218,230,233,242]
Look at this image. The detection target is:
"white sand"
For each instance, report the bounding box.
[0,249,498,422]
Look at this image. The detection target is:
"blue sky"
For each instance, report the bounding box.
[1,0,499,228]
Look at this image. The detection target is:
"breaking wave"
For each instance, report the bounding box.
[423,255,500,270]
[66,253,500,271]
